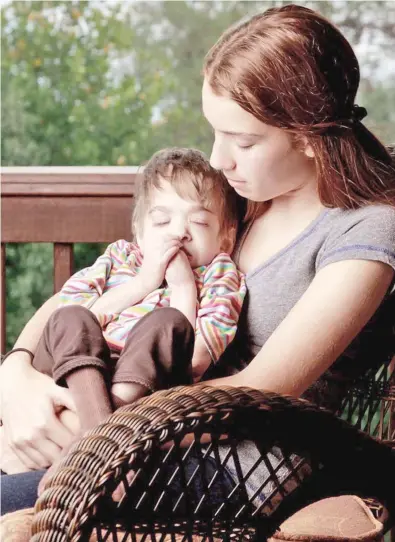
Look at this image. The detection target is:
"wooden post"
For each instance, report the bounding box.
[54,243,74,293]
[1,243,6,354]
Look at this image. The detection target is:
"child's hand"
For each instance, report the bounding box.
[165,250,195,288]
[139,236,182,291]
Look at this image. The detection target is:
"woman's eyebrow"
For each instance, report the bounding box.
[217,129,261,137]
[203,112,261,137]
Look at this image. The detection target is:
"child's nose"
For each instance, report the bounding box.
[171,222,191,241]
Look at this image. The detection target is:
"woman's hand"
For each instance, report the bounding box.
[0,356,78,470]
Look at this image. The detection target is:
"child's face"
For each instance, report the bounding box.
[137,179,223,268]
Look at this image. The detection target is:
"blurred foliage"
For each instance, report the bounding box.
[2,0,395,349]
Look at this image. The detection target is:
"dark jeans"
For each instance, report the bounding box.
[1,453,243,517]
[1,469,47,515]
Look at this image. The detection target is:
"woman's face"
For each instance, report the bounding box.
[202,80,317,203]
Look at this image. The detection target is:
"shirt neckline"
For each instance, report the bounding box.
[238,208,330,281]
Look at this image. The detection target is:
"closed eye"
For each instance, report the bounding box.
[153,221,170,226]
[192,220,209,226]
[238,143,254,150]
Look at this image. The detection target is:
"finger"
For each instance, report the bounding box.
[34,437,63,466]
[163,236,182,246]
[9,409,73,467]
[161,240,182,255]
[46,413,78,450]
[1,439,36,472]
[11,440,53,470]
[52,385,77,413]
[162,245,181,266]
[58,408,81,436]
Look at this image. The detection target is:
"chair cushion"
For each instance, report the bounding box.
[269,495,383,542]
[0,508,34,542]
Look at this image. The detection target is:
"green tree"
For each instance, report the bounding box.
[1,0,165,166]
[1,0,165,348]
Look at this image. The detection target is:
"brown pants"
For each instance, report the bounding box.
[33,305,194,393]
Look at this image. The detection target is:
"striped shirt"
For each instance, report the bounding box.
[59,240,246,361]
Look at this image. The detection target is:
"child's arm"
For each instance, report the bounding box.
[166,252,246,381]
[90,274,155,317]
[165,251,197,327]
[194,254,247,379]
[89,237,182,317]
[191,336,212,381]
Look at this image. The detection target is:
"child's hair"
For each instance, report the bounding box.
[132,147,240,253]
[204,4,395,220]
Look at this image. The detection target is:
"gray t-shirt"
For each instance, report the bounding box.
[214,204,395,506]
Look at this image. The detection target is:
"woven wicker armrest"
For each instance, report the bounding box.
[30,385,395,542]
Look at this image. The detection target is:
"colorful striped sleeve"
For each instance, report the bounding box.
[196,253,247,362]
[59,240,133,309]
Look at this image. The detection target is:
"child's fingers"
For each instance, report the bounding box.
[162,238,182,251]
[162,244,181,265]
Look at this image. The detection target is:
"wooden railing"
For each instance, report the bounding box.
[1,167,140,353]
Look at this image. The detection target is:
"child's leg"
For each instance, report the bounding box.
[33,305,114,431]
[111,307,195,408]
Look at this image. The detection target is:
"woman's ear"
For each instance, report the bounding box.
[301,136,315,158]
[304,144,315,158]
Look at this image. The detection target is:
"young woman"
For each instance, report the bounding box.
[1,4,394,514]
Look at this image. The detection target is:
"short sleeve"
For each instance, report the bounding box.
[196,254,247,362]
[59,240,138,309]
[317,205,395,272]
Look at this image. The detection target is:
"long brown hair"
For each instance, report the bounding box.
[204,4,395,219]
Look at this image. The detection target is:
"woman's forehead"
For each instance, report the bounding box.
[202,79,265,135]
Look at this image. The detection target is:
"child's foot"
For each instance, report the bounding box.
[111,382,149,409]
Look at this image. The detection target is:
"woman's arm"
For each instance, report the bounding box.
[6,293,61,360]
[206,259,394,396]
[0,293,78,470]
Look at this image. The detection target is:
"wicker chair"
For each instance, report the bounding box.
[29,364,394,541]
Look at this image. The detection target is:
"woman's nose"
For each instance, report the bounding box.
[210,137,235,172]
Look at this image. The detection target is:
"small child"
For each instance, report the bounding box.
[0,148,246,476]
